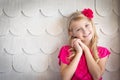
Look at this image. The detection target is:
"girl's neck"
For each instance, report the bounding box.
[84,41,91,49]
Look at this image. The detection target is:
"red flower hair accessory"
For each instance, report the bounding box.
[81,8,93,19]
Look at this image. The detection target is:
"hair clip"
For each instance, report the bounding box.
[81,8,94,19]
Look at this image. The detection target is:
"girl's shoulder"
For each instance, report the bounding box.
[97,46,111,58]
[98,46,109,50]
[59,45,71,56]
[60,45,71,50]
[58,45,71,65]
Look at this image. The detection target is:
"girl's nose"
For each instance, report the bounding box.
[82,28,88,34]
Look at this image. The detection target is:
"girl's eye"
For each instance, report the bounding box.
[76,28,80,31]
[85,24,89,27]
[77,29,79,31]
[76,28,82,31]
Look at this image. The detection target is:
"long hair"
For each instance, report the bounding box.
[67,11,99,61]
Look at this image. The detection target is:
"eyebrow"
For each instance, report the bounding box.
[72,26,81,30]
[74,22,90,28]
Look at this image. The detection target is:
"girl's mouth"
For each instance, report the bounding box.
[83,33,91,38]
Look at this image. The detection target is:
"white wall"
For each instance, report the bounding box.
[0,0,119,80]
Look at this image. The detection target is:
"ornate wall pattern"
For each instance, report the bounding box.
[0,0,119,80]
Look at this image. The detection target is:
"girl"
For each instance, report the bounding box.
[58,8,110,80]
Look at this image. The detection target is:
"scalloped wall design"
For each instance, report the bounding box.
[0,0,119,80]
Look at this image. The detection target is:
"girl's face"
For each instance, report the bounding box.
[69,19,94,45]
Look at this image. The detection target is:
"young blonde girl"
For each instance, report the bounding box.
[58,8,110,80]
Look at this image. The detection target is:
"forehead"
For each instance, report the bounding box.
[70,19,90,28]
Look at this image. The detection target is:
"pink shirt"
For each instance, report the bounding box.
[58,45,110,80]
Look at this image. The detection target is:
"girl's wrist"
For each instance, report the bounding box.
[84,46,90,53]
[83,46,89,51]
[76,51,82,56]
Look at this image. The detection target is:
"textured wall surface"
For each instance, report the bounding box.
[0,0,120,80]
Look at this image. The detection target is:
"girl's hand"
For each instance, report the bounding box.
[77,39,88,50]
[71,38,83,53]
[71,38,89,52]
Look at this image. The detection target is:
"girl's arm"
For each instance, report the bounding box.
[60,52,82,80]
[60,39,83,80]
[83,46,108,80]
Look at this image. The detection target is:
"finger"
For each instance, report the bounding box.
[71,38,77,47]
[77,40,86,49]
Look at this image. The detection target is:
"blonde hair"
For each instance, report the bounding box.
[67,11,99,61]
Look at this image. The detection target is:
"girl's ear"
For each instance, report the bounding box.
[68,31,77,39]
[68,31,72,36]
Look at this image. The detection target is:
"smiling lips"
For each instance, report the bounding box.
[83,33,91,38]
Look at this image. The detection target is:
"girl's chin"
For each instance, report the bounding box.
[82,39,91,44]
[83,35,92,41]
